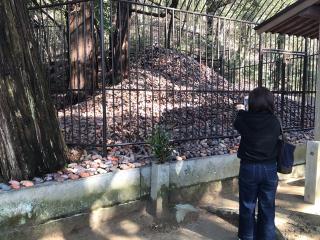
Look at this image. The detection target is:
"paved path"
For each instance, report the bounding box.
[39,178,320,240]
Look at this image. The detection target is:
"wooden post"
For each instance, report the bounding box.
[304,26,320,204]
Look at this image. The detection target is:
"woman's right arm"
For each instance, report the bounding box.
[234,109,245,135]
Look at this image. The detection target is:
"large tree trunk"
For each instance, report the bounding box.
[111,0,132,84]
[0,0,66,181]
[68,2,97,99]
[166,0,179,49]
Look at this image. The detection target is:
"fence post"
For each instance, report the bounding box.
[100,0,107,156]
[301,38,308,129]
[304,24,320,205]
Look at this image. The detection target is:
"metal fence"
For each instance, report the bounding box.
[28,0,318,154]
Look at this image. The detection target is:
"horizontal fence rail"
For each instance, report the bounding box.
[28,0,318,155]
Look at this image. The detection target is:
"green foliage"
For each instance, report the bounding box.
[148,126,172,164]
[95,0,113,33]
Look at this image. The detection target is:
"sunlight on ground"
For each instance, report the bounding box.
[277,178,320,215]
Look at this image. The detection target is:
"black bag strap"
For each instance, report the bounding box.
[276,115,285,142]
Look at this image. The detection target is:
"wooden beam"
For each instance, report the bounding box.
[274,17,315,35]
[292,21,319,36]
[309,30,320,38]
[299,5,320,20]
[256,0,320,34]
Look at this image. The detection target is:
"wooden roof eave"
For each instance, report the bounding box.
[255,0,320,35]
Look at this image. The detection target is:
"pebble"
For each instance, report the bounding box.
[44,175,53,181]
[11,184,20,190]
[176,156,183,161]
[61,175,69,180]
[97,168,108,174]
[9,180,20,186]
[93,159,102,164]
[33,177,44,184]
[55,176,65,182]
[20,180,34,187]
[89,162,99,169]
[99,163,108,169]
[79,172,90,178]
[92,154,102,160]
[110,166,119,172]
[119,164,130,170]
[0,183,11,191]
[73,166,86,174]
[133,162,142,168]
[68,163,78,168]
[128,163,135,168]
[108,156,119,161]
[68,173,80,180]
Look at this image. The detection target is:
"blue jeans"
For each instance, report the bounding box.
[238,162,278,240]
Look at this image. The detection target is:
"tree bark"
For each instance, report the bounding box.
[111,0,132,84]
[166,0,179,49]
[68,2,97,99]
[0,0,66,181]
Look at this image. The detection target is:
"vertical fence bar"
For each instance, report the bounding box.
[258,34,263,87]
[280,52,285,123]
[301,38,308,129]
[100,0,107,155]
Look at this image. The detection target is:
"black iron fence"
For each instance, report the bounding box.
[28,0,318,154]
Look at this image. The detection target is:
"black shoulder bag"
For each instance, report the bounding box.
[277,120,296,174]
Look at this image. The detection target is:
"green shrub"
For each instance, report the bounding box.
[148,126,172,164]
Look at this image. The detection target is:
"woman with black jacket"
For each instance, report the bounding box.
[234,87,281,240]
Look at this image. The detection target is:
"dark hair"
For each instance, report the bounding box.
[248,87,275,113]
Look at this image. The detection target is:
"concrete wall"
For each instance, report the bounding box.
[0,168,150,232]
[0,144,307,237]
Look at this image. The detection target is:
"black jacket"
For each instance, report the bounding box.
[234,110,281,163]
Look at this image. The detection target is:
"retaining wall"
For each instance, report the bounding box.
[0,144,306,239]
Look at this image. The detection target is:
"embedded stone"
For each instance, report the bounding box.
[79,172,90,178]
[133,162,142,168]
[97,168,108,174]
[99,163,108,169]
[68,173,80,180]
[0,183,11,191]
[20,180,34,187]
[11,184,20,190]
[33,177,44,184]
[92,154,102,160]
[68,163,78,168]
[119,164,130,170]
[9,180,20,186]
[55,177,65,182]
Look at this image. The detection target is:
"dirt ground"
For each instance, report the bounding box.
[38,209,237,240]
[39,177,320,240]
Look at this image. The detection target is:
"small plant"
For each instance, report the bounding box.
[148,126,172,164]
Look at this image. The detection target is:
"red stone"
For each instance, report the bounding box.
[68,173,80,180]
[20,180,34,187]
[11,184,20,190]
[79,172,90,178]
[9,180,20,186]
